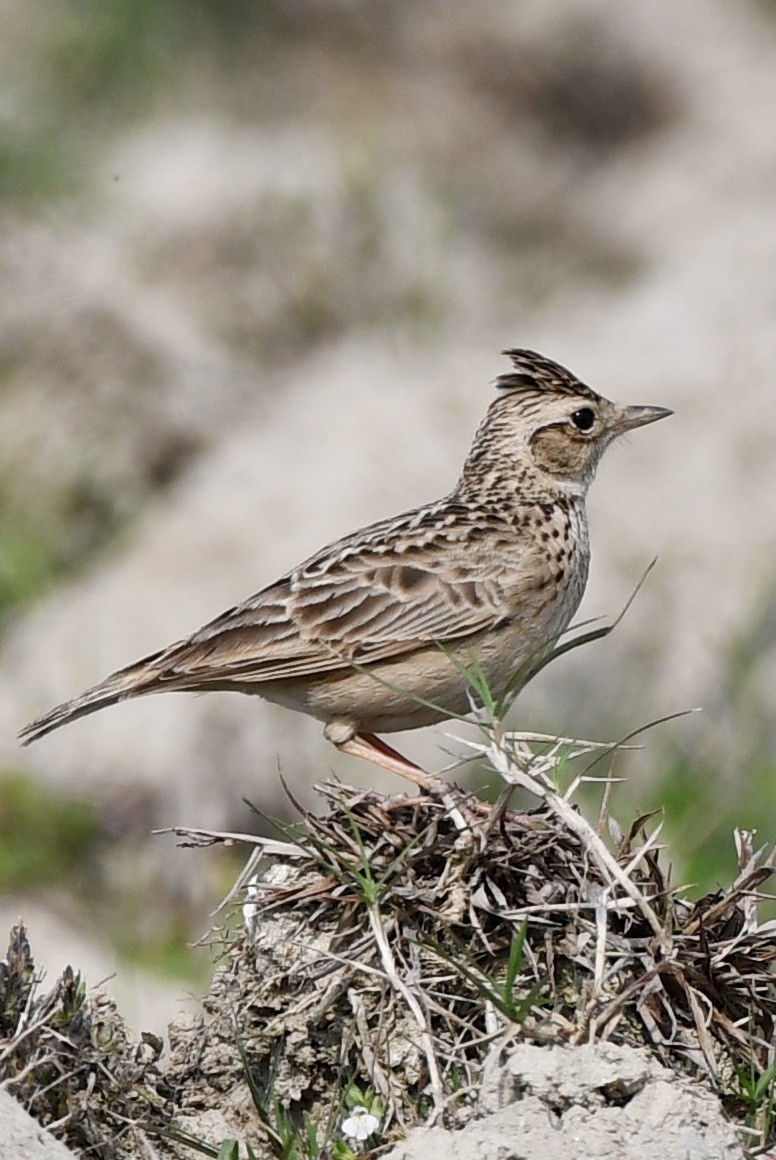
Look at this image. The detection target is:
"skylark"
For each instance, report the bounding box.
[19,350,671,785]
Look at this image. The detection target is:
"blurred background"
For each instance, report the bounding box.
[1,0,775,1034]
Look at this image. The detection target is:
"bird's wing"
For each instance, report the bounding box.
[151,518,519,687]
[18,509,525,744]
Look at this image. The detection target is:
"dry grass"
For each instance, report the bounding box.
[0,925,169,1156]
[159,731,776,1154]
[3,730,776,1156]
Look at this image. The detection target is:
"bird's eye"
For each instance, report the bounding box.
[571,407,595,432]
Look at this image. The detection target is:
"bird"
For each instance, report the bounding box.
[19,349,671,788]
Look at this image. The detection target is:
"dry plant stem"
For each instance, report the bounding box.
[219,846,266,915]
[480,785,515,837]
[154,826,306,857]
[734,829,759,931]
[135,1131,164,1160]
[680,978,718,1082]
[683,840,776,937]
[596,758,618,838]
[1,1053,59,1089]
[593,893,609,996]
[494,742,671,953]
[0,1010,51,1065]
[366,901,445,1117]
[621,821,665,881]
[155,826,309,915]
[348,988,393,1107]
[571,983,597,1047]
[476,730,634,837]
[590,964,665,1039]
[542,785,669,951]
[498,898,644,920]
[571,895,611,1048]
[501,730,642,749]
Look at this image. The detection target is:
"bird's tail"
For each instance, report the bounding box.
[18,650,166,746]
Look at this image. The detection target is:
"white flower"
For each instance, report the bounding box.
[341,1106,380,1141]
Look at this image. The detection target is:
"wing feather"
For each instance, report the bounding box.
[19,506,528,743]
[153,531,518,688]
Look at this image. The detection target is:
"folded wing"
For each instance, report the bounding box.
[19,510,522,743]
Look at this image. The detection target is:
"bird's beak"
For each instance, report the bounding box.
[615,404,673,434]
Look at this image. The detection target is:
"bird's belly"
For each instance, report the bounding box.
[254,611,573,735]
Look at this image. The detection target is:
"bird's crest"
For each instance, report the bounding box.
[496,349,600,403]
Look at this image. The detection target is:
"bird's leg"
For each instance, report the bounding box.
[356,734,487,837]
[332,730,486,838]
[334,731,442,791]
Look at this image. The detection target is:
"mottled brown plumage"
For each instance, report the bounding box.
[19,350,671,785]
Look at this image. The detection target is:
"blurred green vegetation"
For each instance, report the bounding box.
[656,745,776,891]
[115,912,212,985]
[0,769,216,984]
[653,588,776,894]
[0,518,61,615]
[0,474,127,617]
[0,772,99,891]
[1,0,287,202]
[0,133,77,202]
[44,0,285,117]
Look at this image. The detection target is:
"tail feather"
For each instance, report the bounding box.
[19,653,166,746]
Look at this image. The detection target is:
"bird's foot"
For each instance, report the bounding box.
[335,731,443,792]
[334,731,488,839]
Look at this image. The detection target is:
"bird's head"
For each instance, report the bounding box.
[459,349,672,499]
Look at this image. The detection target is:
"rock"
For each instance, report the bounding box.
[0,1090,78,1160]
[386,1042,742,1160]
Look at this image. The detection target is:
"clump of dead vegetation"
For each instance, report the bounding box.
[3,730,776,1158]
[0,923,170,1156]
